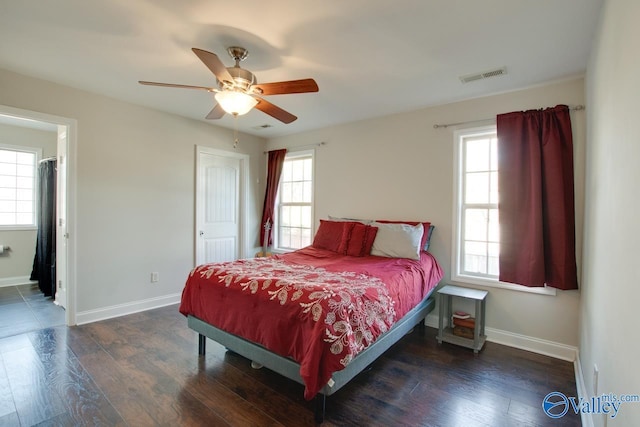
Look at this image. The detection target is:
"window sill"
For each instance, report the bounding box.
[450,275,557,296]
[0,225,37,232]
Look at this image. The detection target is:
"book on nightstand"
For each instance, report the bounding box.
[452,311,471,320]
[453,316,475,329]
[452,326,475,339]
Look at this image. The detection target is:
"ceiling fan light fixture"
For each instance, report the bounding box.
[140,47,318,124]
[214,90,258,116]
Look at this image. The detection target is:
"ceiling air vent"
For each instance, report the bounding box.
[252,124,273,130]
[460,66,507,84]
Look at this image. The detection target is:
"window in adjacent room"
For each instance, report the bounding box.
[274,150,314,251]
[0,145,41,228]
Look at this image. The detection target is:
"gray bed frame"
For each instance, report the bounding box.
[188,290,436,423]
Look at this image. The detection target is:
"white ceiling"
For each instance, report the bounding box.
[0,0,603,138]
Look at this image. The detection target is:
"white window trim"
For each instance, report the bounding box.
[273,149,315,253]
[451,125,556,296]
[0,143,42,231]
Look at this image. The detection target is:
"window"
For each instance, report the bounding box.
[0,145,40,228]
[452,126,555,295]
[454,127,499,280]
[274,151,314,251]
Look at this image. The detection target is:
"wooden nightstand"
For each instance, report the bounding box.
[436,285,488,353]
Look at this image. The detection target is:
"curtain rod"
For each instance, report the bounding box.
[264,141,326,154]
[433,105,585,129]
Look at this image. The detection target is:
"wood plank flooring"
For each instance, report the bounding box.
[0,303,582,426]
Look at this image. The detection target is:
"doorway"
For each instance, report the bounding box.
[0,104,76,326]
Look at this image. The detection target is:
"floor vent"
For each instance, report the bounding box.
[460,66,507,83]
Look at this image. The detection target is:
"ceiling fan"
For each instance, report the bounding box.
[139,47,319,124]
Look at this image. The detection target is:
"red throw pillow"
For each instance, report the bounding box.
[313,220,354,253]
[346,223,379,256]
[361,225,378,256]
[376,220,431,251]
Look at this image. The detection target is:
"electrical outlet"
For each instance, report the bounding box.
[151,272,159,283]
[593,364,599,395]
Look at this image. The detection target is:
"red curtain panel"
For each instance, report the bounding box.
[497,105,578,290]
[260,149,287,247]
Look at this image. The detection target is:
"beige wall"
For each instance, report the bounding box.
[0,66,589,351]
[582,1,640,425]
[0,68,266,314]
[268,78,586,347]
[0,123,57,282]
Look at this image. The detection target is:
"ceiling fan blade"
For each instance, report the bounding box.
[252,78,319,95]
[192,48,234,85]
[254,97,297,124]
[205,104,226,120]
[138,81,215,91]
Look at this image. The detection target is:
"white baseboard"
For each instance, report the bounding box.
[574,352,594,427]
[0,276,37,288]
[75,293,182,325]
[424,313,578,362]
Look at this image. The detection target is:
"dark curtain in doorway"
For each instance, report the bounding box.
[30,158,57,296]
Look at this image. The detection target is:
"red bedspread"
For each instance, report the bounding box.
[179,246,443,399]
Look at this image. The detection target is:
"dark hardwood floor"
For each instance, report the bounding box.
[0,302,581,426]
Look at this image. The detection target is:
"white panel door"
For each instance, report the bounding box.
[197,152,241,265]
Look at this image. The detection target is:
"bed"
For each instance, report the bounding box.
[179,219,443,423]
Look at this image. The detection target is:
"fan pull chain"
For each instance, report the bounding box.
[233,113,239,148]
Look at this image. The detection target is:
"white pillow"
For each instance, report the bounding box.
[370,222,424,260]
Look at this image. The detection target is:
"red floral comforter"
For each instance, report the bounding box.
[179,246,443,399]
